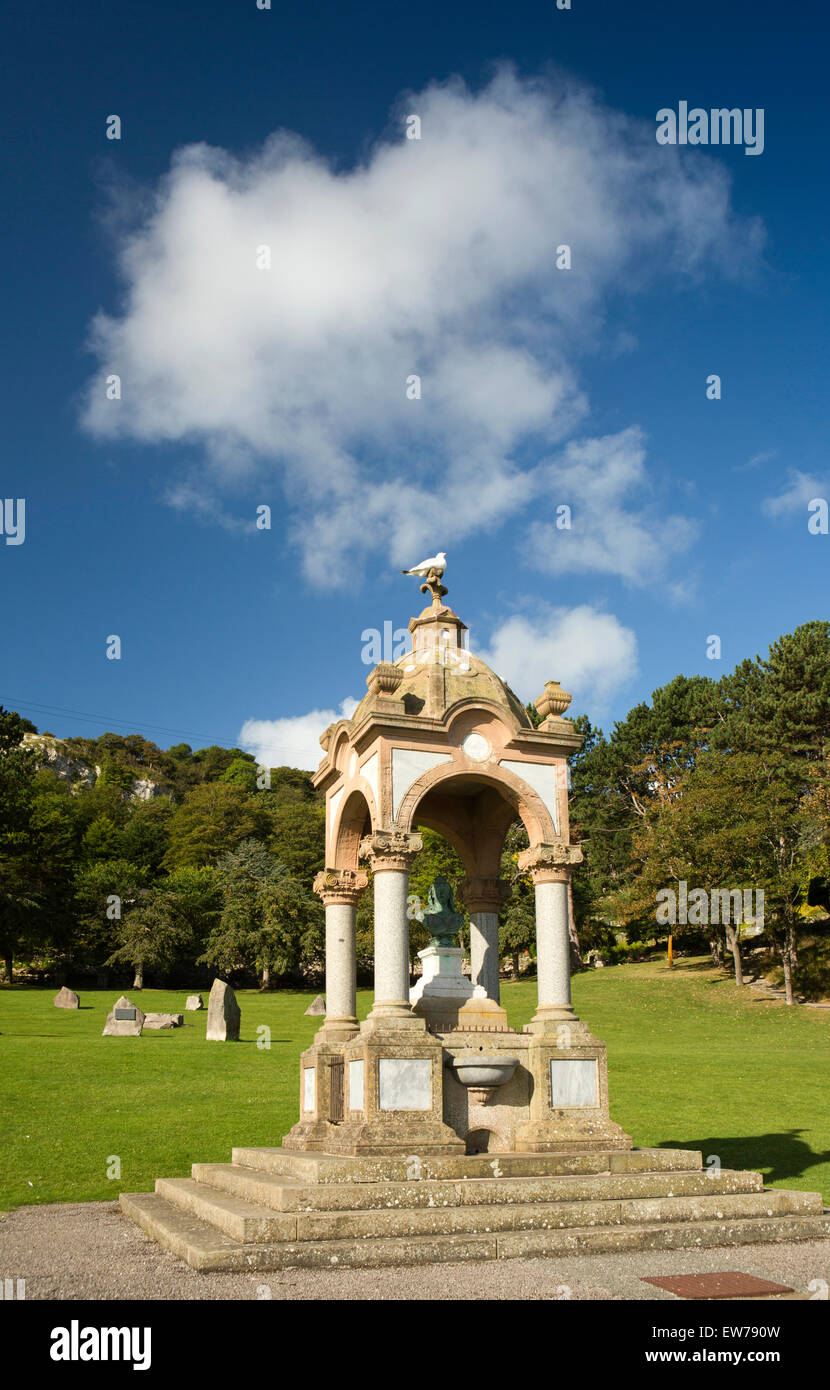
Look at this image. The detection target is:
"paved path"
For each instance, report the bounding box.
[2,1201,829,1300]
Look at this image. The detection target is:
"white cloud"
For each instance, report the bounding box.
[82,66,762,585]
[477,605,638,717]
[735,448,776,473]
[239,697,358,772]
[525,426,698,585]
[761,470,826,518]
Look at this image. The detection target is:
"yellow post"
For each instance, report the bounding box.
[667,934,674,968]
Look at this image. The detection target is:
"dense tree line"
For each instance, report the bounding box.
[569,621,830,1002]
[0,727,328,989]
[1,618,828,999]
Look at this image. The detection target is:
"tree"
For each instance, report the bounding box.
[119,799,174,874]
[107,885,192,988]
[74,858,148,980]
[164,783,269,869]
[263,797,326,884]
[620,749,813,1001]
[0,708,39,980]
[200,840,319,986]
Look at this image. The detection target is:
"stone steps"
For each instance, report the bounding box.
[120,1189,830,1272]
[192,1159,766,1213]
[230,1145,704,1183]
[118,1144,830,1270]
[155,1173,822,1244]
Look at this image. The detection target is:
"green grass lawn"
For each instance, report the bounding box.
[2,958,829,1211]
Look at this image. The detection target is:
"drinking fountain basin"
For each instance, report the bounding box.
[449,1055,520,1103]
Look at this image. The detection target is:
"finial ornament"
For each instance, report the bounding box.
[534,680,572,722]
[401,550,448,605]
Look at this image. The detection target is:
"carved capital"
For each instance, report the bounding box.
[313,868,369,906]
[518,841,583,885]
[359,830,423,873]
[459,877,511,914]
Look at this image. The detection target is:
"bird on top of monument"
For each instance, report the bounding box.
[401,550,447,578]
[423,875,465,947]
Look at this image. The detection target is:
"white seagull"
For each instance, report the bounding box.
[401,550,447,578]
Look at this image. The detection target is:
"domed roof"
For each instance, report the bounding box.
[351,601,533,729]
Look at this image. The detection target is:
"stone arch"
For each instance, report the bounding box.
[331,787,374,872]
[396,764,557,879]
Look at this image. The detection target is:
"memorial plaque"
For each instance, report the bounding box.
[550,1058,598,1108]
[303,1066,316,1113]
[102,994,145,1036]
[378,1057,431,1111]
[348,1059,365,1110]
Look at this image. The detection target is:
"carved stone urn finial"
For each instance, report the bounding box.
[534,680,572,723]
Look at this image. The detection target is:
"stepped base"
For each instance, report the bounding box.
[120,1146,830,1273]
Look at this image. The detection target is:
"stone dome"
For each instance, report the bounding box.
[351,602,533,729]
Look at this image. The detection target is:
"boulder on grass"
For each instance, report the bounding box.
[143,1013,184,1029]
[185,994,203,1010]
[304,994,326,1016]
[54,986,80,1009]
[206,979,241,1041]
[102,994,145,1037]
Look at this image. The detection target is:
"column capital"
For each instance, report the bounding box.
[518,841,583,885]
[459,877,511,914]
[313,868,369,906]
[359,830,423,873]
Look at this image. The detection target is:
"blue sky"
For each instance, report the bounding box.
[2,0,829,769]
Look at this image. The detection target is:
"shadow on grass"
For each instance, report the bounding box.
[657,1130,830,1186]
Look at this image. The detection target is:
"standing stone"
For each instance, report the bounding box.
[185,994,203,1010]
[206,980,241,1041]
[102,994,145,1037]
[54,986,80,1009]
[304,994,326,1016]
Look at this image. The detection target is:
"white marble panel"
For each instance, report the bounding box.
[550,1058,598,1108]
[391,748,451,820]
[378,1057,432,1111]
[500,759,560,833]
[360,751,379,807]
[303,1066,316,1113]
[348,1059,365,1111]
[328,784,344,854]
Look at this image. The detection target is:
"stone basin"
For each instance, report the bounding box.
[449,1055,520,1090]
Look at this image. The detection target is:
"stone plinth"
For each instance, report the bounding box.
[409,945,474,1025]
[513,1019,632,1153]
[314,1013,464,1157]
[455,989,510,1031]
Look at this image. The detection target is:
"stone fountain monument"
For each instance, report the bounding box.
[120,560,830,1269]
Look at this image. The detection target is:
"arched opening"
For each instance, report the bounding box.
[332,788,373,872]
[400,766,555,880]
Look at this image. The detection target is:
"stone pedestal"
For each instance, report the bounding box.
[324,1013,464,1157]
[514,1019,632,1153]
[282,1039,346,1152]
[409,945,474,1025]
